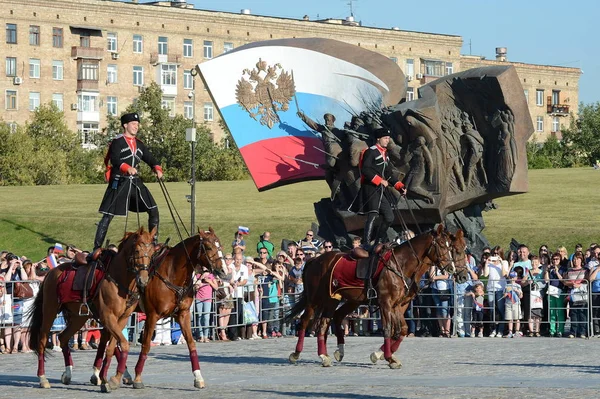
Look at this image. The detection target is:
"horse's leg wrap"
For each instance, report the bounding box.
[295,330,305,353]
[317,334,327,356]
[134,353,148,376]
[93,339,108,369]
[38,352,46,377]
[391,336,404,353]
[383,337,392,360]
[100,355,112,380]
[62,345,73,367]
[189,349,200,372]
[116,350,128,374]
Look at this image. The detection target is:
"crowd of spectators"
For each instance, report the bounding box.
[2,233,600,351]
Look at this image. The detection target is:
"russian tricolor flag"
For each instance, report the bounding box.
[238,226,250,235]
[46,254,58,269]
[54,243,64,254]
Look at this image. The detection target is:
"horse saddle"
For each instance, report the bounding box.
[72,263,96,292]
[354,245,387,280]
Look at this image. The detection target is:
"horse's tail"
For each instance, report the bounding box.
[28,279,49,360]
[284,291,306,323]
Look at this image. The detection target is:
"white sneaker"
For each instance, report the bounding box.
[477,332,483,338]
[251,333,260,340]
[489,331,496,338]
[53,345,61,352]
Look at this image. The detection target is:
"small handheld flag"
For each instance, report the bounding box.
[54,243,64,254]
[238,226,250,235]
[46,254,58,269]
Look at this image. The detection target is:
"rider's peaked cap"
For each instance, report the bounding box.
[374,127,391,139]
[121,112,140,127]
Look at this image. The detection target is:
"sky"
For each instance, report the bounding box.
[165,0,598,105]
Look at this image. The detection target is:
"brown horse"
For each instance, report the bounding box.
[90,227,225,391]
[285,225,466,368]
[28,227,157,389]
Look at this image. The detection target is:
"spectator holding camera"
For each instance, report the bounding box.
[482,252,508,337]
[3,254,27,353]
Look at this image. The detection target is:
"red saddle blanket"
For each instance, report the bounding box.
[329,252,390,300]
[57,264,105,304]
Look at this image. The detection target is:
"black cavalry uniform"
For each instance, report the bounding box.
[350,136,404,245]
[93,113,162,250]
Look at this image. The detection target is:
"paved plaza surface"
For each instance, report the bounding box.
[0,336,599,398]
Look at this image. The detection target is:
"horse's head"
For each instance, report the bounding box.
[196,227,225,274]
[449,229,470,284]
[426,224,456,272]
[120,226,157,289]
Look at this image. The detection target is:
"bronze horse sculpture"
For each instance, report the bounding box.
[285,225,468,368]
[90,227,225,392]
[28,227,157,389]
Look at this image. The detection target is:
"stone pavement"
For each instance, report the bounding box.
[0,336,599,398]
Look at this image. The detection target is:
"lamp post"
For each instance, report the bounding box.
[186,67,198,234]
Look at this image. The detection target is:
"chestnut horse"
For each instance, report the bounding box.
[91,227,225,391]
[285,225,465,368]
[28,227,157,389]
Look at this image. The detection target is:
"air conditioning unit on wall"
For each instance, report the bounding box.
[71,103,79,111]
[416,73,424,79]
[111,52,119,60]
[13,76,22,85]
[406,75,413,81]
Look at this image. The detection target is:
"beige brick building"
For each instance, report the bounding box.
[0,0,580,145]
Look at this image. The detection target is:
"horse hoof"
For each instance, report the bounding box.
[61,373,71,385]
[288,352,300,364]
[90,375,100,386]
[388,355,403,369]
[108,376,120,390]
[133,382,145,389]
[39,377,51,389]
[100,383,111,393]
[320,354,332,367]
[334,350,344,362]
[194,379,206,389]
[122,370,133,385]
[370,351,384,364]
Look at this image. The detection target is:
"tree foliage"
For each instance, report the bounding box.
[561,102,600,166]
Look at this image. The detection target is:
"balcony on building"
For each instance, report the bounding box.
[77,79,99,91]
[150,52,182,65]
[71,46,104,60]
[547,103,569,116]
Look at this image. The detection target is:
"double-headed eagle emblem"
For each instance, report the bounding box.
[235,59,296,129]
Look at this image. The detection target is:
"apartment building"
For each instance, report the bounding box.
[0,0,581,145]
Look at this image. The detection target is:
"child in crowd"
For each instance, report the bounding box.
[503,271,523,338]
[466,282,485,337]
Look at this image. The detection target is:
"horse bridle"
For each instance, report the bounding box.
[196,236,225,273]
[426,234,456,274]
[129,240,155,274]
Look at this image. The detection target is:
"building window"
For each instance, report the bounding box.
[107,64,117,84]
[79,122,99,147]
[224,42,234,53]
[5,90,17,110]
[158,36,168,55]
[552,116,560,132]
[445,62,453,75]
[52,60,63,80]
[107,32,117,52]
[422,59,444,76]
[133,34,143,53]
[184,101,193,119]
[552,90,560,105]
[7,122,17,133]
[80,32,90,48]
[29,91,40,111]
[133,66,144,86]
[406,87,414,102]
[183,38,193,57]
[29,25,40,46]
[536,116,544,132]
[78,61,98,81]
[183,70,193,89]
[203,103,213,121]
[5,57,17,77]
[6,23,17,44]
[203,40,213,59]
[52,27,63,48]
[52,93,63,111]
[106,96,118,116]
[161,64,177,86]
[536,89,544,106]
[78,94,98,112]
[405,59,414,77]
[523,89,529,104]
[161,97,175,117]
[29,58,41,79]
[389,57,398,64]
